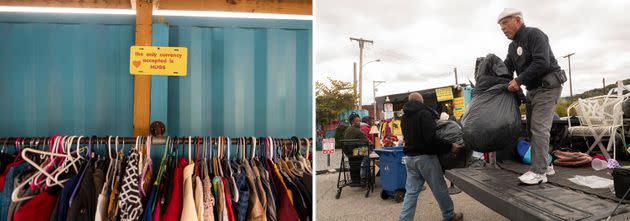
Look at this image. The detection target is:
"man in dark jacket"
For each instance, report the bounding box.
[398,93,463,221]
[499,8,562,184]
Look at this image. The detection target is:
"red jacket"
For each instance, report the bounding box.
[360,125,374,144]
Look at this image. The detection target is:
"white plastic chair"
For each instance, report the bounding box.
[567,81,629,160]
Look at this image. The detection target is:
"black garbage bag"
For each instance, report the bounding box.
[462,54,522,153]
[436,120,471,170]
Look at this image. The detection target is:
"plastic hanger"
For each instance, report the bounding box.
[212,137,219,178]
[154,136,169,186]
[241,137,246,163]
[136,136,143,174]
[68,136,94,206]
[1,138,7,154]
[103,136,114,191]
[12,137,84,202]
[201,137,208,179]
[188,136,192,164]
[139,136,153,197]
[47,136,85,187]
[251,137,257,162]
[225,137,239,202]
[218,137,224,177]
[195,136,201,176]
[32,136,67,189]
[302,138,312,173]
[13,148,72,200]
[110,136,122,191]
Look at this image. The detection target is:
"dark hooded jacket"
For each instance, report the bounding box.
[401,100,452,156]
[504,25,561,90]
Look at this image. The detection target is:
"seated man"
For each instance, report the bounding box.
[343,113,371,185]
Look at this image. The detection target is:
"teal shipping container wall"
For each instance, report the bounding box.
[0,13,312,138]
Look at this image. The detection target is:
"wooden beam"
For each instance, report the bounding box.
[0,0,312,15]
[158,0,312,15]
[133,0,152,136]
[0,0,132,9]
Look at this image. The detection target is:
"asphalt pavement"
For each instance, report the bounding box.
[315,172,509,221]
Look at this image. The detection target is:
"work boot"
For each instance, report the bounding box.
[449,212,463,221]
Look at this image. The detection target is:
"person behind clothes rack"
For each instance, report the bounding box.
[398,92,464,221]
[360,116,375,144]
[343,113,371,186]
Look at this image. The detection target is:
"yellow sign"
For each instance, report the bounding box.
[130,46,188,76]
[435,87,454,102]
[453,97,465,119]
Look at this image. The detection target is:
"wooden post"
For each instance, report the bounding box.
[133,0,153,136]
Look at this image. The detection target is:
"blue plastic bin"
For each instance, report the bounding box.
[375,146,406,201]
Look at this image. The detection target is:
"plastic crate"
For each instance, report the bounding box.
[376,147,406,192]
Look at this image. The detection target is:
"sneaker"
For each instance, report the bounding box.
[546,165,555,176]
[449,212,463,221]
[518,171,547,185]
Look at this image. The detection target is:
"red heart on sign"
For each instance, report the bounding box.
[133,60,141,68]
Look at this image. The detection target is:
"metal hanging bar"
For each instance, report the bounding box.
[0,136,312,146]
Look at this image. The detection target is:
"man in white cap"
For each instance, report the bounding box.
[498,8,564,184]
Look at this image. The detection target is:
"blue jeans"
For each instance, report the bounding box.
[399,155,454,221]
[360,157,370,179]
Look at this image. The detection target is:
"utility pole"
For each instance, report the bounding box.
[603,77,606,94]
[373,80,385,121]
[454,67,459,85]
[353,62,358,109]
[350,37,374,108]
[562,53,575,100]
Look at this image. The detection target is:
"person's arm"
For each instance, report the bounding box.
[504,46,515,76]
[515,29,552,86]
[419,111,452,153]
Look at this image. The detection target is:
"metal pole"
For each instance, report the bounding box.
[372,81,385,121]
[327,154,330,167]
[603,78,606,94]
[454,67,458,85]
[373,81,377,120]
[562,53,575,100]
[0,137,311,146]
[354,62,358,108]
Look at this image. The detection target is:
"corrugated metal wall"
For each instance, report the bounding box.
[166,26,312,137]
[0,13,312,138]
[0,22,135,136]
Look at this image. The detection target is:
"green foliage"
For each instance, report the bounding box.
[316,78,357,125]
[555,99,574,117]
[555,78,630,117]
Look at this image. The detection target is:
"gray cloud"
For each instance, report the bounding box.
[316,0,630,104]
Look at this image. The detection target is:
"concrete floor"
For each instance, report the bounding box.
[316,172,509,221]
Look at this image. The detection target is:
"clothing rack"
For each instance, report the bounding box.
[0,136,311,146]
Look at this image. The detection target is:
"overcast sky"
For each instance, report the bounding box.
[315,0,630,104]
